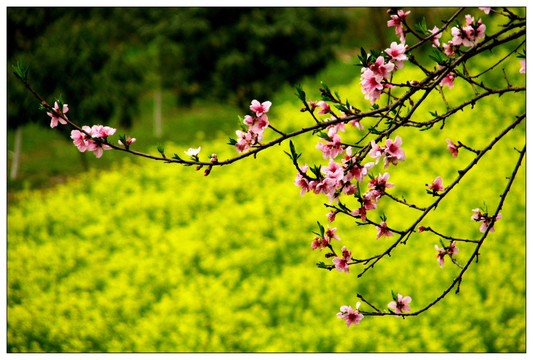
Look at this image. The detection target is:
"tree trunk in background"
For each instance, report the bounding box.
[10,126,22,180]
[154,88,162,138]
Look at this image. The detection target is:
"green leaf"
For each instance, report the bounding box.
[157,144,165,154]
[415,17,427,35]
[172,153,182,160]
[317,221,325,238]
[12,60,29,82]
[227,138,237,146]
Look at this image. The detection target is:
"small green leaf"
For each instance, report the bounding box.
[227,138,237,146]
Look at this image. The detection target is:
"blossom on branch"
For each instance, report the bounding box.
[440,72,455,89]
[70,124,116,158]
[385,42,408,69]
[446,139,459,158]
[429,26,442,48]
[332,246,351,273]
[427,176,445,193]
[388,293,412,315]
[47,101,69,128]
[435,241,459,268]
[471,208,503,233]
[376,221,393,239]
[337,302,364,327]
[249,100,271,117]
[520,59,526,73]
[383,136,406,168]
[387,9,411,43]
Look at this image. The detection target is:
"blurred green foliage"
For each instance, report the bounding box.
[7,7,351,131]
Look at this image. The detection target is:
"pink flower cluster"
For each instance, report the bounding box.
[70,125,116,158]
[361,13,411,106]
[471,208,502,233]
[311,225,341,250]
[387,9,410,43]
[332,246,352,273]
[235,100,271,153]
[451,15,486,48]
[435,241,459,268]
[369,136,406,168]
[435,14,487,58]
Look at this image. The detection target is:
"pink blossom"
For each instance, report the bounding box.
[118,136,136,147]
[368,140,385,163]
[440,72,455,89]
[311,236,328,251]
[387,10,410,43]
[427,176,445,193]
[447,241,459,257]
[446,139,459,158]
[327,211,337,223]
[451,26,474,48]
[479,7,491,14]
[473,19,486,43]
[90,125,116,138]
[368,173,394,200]
[325,225,341,242]
[70,127,90,152]
[352,207,367,223]
[47,102,69,128]
[472,208,503,233]
[435,241,459,268]
[294,164,311,196]
[520,59,526,74]
[347,162,374,183]
[376,222,394,239]
[337,302,364,327]
[360,68,384,105]
[316,133,343,160]
[307,100,319,111]
[322,159,345,183]
[249,100,271,117]
[429,26,442,47]
[435,245,446,268]
[385,42,408,69]
[383,136,406,168]
[451,15,486,48]
[316,101,331,115]
[244,114,269,133]
[443,41,456,56]
[388,293,412,315]
[71,125,115,158]
[332,246,351,273]
[235,130,261,153]
[210,153,218,163]
[369,56,395,81]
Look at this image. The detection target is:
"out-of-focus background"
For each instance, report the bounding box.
[7,7,525,352]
